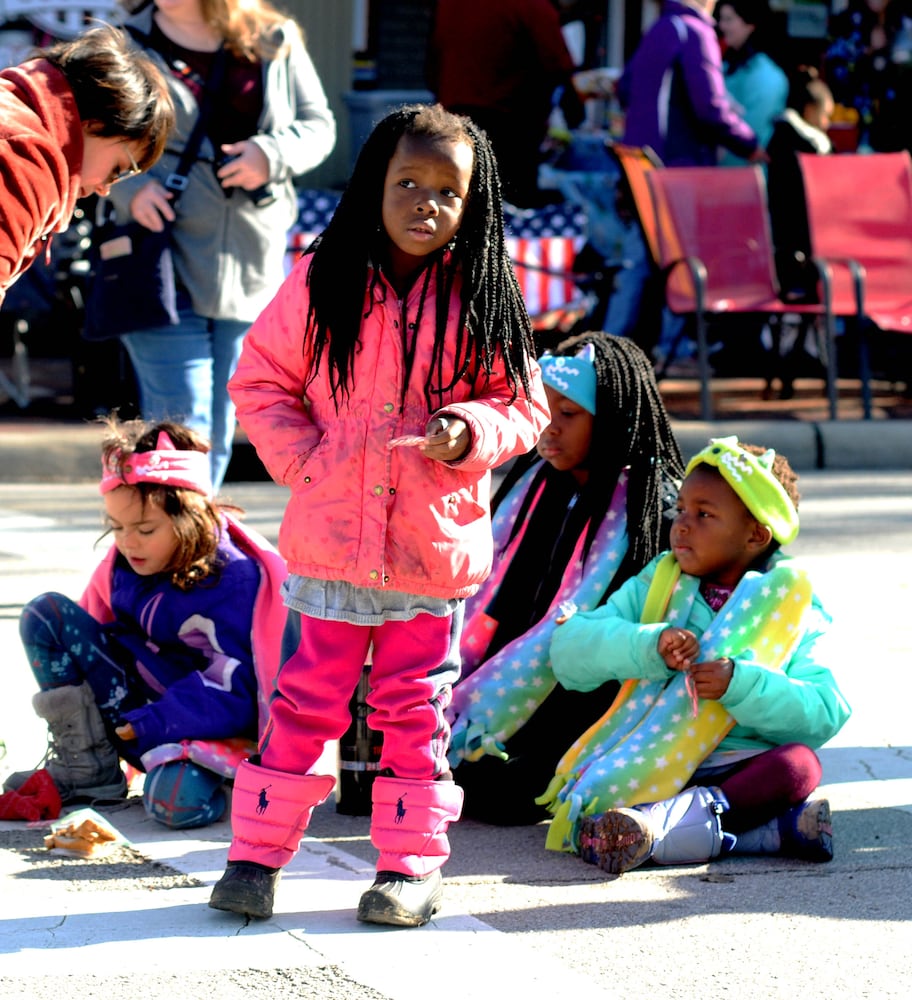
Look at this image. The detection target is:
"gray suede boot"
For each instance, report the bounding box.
[4,683,126,802]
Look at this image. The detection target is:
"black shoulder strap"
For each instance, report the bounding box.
[125,24,229,209]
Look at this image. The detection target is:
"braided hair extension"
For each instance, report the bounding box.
[496,332,685,595]
[577,332,685,587]
[301,103,536,411]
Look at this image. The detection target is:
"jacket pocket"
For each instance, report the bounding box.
[431,462,487,527]
[287,435,329,491]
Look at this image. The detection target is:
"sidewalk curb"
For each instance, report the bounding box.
[0,418,909,483]
[671,418,912,470]
[0,423,111,483]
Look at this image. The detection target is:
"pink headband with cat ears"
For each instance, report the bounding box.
[99,431,213,497]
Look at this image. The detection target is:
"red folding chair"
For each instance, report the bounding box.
[798,151,912,419]
[645,165,832,420]
[608,143,664,266]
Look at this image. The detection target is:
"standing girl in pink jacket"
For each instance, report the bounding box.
[209,103,550,926]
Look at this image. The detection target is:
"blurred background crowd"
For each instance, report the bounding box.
[2,0,910,422]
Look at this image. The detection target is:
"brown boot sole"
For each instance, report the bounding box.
[579,809,654,874]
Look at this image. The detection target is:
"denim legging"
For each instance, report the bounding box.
[20,592,226,828]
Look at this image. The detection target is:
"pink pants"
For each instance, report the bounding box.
[260,610,460,780]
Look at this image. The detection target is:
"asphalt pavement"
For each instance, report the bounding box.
[3,175,912,996]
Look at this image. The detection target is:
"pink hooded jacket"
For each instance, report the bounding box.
[228,257,550,600]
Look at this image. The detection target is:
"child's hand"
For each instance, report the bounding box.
[115,722,136,741]
[688,657,734,700]
[658,627,700,671]
[421,415,470,463]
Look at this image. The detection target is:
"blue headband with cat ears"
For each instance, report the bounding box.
[540,343,597,414]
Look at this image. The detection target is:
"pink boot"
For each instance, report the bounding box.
[209,760,334,919]
[357,775,464,927]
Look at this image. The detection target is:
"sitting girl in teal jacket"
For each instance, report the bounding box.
[545,436,851,872]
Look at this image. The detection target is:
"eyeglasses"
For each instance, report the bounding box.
[108,145,142,186]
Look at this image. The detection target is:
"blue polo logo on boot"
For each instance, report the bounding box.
[256,785,272,814]
[395,793,407,824]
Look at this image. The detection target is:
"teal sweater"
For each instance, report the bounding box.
[550,553,852,756]
[719,50,788,167]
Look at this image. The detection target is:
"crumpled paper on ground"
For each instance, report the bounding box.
[44,807,127,858]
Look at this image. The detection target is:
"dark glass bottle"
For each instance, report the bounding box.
[336,663,383,815]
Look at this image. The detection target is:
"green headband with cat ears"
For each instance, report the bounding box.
[684,436,799,545]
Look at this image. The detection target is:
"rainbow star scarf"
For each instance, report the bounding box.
[448,464,630,767]
[538,553,813,853]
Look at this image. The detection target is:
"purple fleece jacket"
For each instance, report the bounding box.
[80,514,287,756]
[618,0,757,166]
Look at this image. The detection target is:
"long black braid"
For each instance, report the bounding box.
[497,331,685,598]
[301,103,536,410]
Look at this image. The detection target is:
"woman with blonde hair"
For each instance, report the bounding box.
[105,0,336,490]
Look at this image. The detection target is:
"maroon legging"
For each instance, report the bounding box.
[691,743,822,833]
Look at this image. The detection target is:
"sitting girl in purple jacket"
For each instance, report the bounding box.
[5,418,286,829]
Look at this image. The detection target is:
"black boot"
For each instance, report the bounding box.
[209,861,281,919]
[357,868,443,927]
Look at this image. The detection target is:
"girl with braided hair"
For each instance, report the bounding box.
[450,331,685,825]
[209,103,549,926]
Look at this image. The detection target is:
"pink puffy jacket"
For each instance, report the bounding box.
[228,257,550,600]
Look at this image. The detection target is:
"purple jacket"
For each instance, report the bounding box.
[80,515,288,754]
[618,0,757,166]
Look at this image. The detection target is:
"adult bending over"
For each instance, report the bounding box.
[0,24,173,305]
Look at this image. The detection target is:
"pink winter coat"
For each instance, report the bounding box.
[228,257,550,600]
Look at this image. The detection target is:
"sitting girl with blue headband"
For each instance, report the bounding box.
[448,332,685,824]
[546,436,852,871]
[4,418,286,829]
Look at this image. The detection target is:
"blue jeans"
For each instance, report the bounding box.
[122,309,249,491]
[20,593,147,742]
[603,220,653,339]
